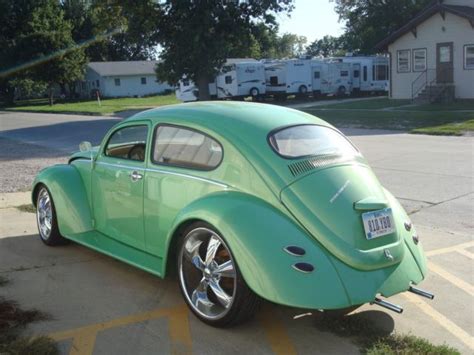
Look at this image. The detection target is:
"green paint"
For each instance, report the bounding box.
[32,101,429,310]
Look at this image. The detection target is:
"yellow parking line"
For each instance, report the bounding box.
[426,241,474,257]
[403,292,474,350]
[456,248,474,260]
[428,261,474,297]
[49,305,192,355]
[168,305,193,355]
[69,330,97,355]
[258,305,297,355]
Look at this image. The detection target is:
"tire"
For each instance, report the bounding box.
[337,86,347,97]
[177,222,261,327]
[35,185,68,246]
[249,87,259,98]
[298,85,308,95]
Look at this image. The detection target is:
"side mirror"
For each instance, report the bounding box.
[79,141,92,152]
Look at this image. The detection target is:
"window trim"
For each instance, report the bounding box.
[267,123,360,160]
[464,44,474,70]
[412,48,427,72]
[150,123,224,171]
[397,49,411,73]
[102,123,149,163]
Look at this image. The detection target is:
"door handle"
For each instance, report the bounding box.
[130,171,143,182]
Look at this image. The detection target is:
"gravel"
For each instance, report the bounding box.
[0,137,68,193]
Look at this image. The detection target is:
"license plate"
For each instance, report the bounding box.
[362,208,395,240]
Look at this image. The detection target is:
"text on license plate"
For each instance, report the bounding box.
[362,208,395,240]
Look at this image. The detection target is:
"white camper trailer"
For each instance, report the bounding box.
[175,77,217,102]
[216,61,266,99]
[311,60,352,96]
[264,59,312,97]
[335,56,389,94]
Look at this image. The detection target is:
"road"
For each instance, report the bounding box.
[0,110,473,354]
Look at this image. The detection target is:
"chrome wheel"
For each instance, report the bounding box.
[36,187,53,240]
[179,227,237,320]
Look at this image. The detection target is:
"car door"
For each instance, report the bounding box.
[92,122,150,250]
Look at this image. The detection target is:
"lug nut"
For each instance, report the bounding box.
[404,221,412,231]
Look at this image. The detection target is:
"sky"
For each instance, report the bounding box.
[276,0,345,44]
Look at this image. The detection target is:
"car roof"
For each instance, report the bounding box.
[127,101,331,138]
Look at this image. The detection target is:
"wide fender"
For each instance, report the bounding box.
[166,191,351,310]
[32,164,93,236]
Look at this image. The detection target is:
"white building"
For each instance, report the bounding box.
[80,61,172,98]
[376,0,474,101]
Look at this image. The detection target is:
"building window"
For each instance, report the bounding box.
[314,71,320,79]
[141,77,147,85]
[413,49,427,72]
[114,78,121,86]
[464,44,474,70]
[340,70,348,77]
[225,75,232,84]
[397,50,411,72]
[96,79,100,87]
[353,70,360,78]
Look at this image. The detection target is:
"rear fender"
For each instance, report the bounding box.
[164,191,350,310]
[32,164,93,236]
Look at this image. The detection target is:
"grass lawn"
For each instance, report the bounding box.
[304,98,474,136]
[4,94,180,115]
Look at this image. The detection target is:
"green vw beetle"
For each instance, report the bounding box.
[33,101,433,326]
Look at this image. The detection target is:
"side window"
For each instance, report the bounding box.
[225,75,232,84]
[363,66,367,81]
[340,70,348,77]
[152,125,223,170]
[353,70,360,78]
[314,71,320,79]
[105,125,148,162]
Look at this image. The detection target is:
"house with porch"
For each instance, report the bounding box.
[376,0,474,102]
[80,61,172,98]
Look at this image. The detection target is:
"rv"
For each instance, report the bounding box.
[311,60,352,96]
[175,77,217,102]
[264,59,312,97]
[216,60,266,99]
[332,56,389,94]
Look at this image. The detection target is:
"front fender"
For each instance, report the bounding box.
[165,191,351,310]
[32,164,93,236]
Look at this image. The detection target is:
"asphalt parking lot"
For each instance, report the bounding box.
[0,110,473,354]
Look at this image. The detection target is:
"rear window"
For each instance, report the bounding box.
[268,125,358,159]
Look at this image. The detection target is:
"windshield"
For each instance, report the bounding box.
[269,125,358,159]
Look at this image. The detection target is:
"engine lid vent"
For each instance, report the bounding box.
[288,155,350,177]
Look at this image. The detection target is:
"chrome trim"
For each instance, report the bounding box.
[36,188,52,240]
[372,297,403,314]
[96,161,142,171]
[283,246,306,256]
[412,234,419,245]
[95,161,228,188]
[404,221,412,231]
[145,167,228,188]
[409,286,434,300]
[292,262,314,273]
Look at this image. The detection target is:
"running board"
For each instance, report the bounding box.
[408,286,435,300]
[372,297,404,314]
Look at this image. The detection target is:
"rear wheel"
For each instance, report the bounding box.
[35,185,68,246]
[337,86,347,96]
[249,87,259,98]
[177,222,261,327]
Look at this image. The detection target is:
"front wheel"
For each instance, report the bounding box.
[35,185,68,246]
[177,222,261,327]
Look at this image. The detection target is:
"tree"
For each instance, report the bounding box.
[0,0,87,104]
[306,35,348,58]
[156,0,294,100]
[333,0,432,54]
